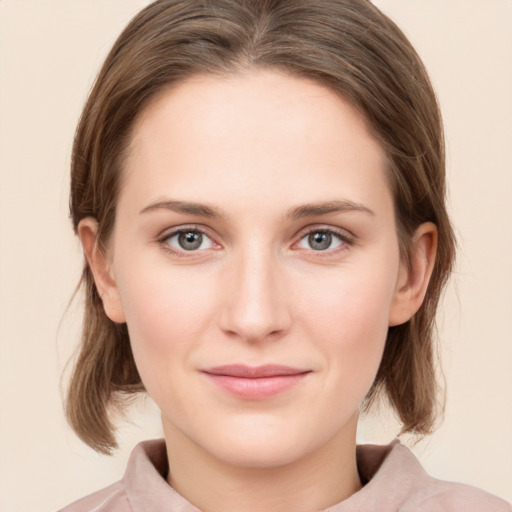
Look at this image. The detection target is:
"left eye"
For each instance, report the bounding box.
[297,231,345,251]
[165,230,215,251]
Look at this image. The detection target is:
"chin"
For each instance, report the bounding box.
[212,437,310,469]
[200,418,335,469]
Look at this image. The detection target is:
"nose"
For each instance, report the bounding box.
[219,245,292,343]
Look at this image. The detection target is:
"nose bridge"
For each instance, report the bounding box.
[220,241,290,342]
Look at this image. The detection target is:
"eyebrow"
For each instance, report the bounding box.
[286,200,375,219]
[140,200,227,218]
[140,199,374,219]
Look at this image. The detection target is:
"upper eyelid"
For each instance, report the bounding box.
[157,224,213,240]
[295,224,355,240]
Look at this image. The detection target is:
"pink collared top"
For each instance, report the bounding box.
[58,438,511,512]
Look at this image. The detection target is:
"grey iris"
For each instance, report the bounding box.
[308,232,331,250]
[178,231,202,250]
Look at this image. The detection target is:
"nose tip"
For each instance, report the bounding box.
[222,313,285,343]
[218,256,291,343]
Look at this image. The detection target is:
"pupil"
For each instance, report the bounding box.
[178,231,202,250]
[309,232,331,250]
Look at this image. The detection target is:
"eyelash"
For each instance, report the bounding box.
[295,226,355,255]
[157,225,218,256]
[157,225,355,257]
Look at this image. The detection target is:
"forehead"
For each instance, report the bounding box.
[121,69,391,219]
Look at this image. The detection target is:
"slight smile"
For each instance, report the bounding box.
[201,365,312,400]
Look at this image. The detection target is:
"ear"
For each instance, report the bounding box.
[78,218,126,323]
[389,222,438,327]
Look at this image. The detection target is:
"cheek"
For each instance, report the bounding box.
[296,260,397,380]
[114,264,217,382]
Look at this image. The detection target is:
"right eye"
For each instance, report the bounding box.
[163,229,215,252]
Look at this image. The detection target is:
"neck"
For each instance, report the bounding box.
[163,414,362,512]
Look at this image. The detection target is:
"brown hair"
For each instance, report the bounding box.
[67,0,456,454]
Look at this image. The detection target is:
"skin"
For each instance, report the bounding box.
[80,69,437,512]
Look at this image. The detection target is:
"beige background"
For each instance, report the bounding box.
[0,1,511,510]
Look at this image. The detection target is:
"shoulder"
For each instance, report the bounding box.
[390,443,512,512]
[56,481,131,512]
[56,439,169,512]
[401,478,512,512]
[355,441,511,512]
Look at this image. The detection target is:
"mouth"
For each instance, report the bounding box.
[201,364,311,400]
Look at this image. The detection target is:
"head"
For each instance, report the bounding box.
[67,0,455,455]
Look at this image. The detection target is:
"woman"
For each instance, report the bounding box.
[59,0,511,510]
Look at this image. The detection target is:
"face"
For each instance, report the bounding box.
[86,70,424,469]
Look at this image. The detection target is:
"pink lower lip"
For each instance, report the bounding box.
[202,366,310,400]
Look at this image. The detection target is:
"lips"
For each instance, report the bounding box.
[201,365,311,400]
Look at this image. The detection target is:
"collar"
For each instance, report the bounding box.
[122,438,430,512]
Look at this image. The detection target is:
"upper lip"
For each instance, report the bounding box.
[202,364,310,378]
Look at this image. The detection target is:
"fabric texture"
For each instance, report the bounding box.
[58,438,511,512]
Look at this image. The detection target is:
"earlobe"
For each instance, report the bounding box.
[389,222,438,327]
[78,218,126,324]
